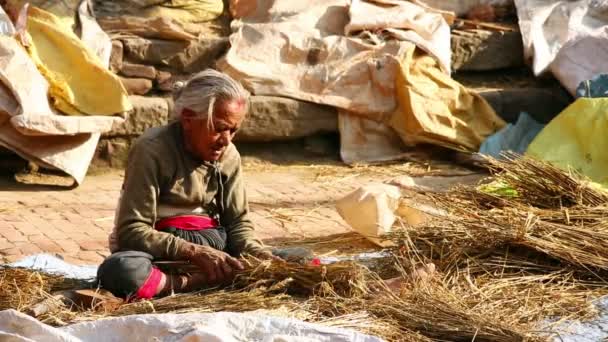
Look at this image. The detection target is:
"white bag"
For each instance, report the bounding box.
[336,183,401,247]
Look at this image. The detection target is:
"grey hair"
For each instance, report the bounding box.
[173,69,250,128]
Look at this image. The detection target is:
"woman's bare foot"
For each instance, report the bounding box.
[157,272,210,295]
[382,263,436,293]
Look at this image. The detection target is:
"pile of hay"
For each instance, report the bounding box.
[387,154,608,338]
[3,154,608,341]
[0,267,86,311]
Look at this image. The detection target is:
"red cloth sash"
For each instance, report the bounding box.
[154,215,218,231]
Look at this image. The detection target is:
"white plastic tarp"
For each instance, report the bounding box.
[551,26,608,96]
[0,310,384,342]
[514,0,608,94]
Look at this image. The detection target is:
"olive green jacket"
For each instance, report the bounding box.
[113,121,264,259]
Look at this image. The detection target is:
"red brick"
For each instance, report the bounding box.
[71,207,102,219]
[62,213,89,227]
[19,243,43,255]
[28,235,50,244]
[53,239,81,253]
[0,227,27,242]
[85,229,110,239]
[0,213,25,222]
[93,220,114,230]
[33,241,63,254]
[0,238,14,250]
[32,207,62,220]
[21,212,50,231]
[76,251,104,264]
[3,254,24,263]
[66,233,90,242]
[42,228,68,240]
[62,256,85,265]
[96,251,110,258]
[48,219,80,234]
[78,240,107,252]
[0,247,21,256]
[11,221,43,236]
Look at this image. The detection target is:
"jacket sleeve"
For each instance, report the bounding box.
[220,153,265,256]
[115,139,187,260]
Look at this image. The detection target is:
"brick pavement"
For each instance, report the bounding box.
[0,164,374,265]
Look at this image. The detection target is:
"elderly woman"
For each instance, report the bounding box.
[98,70,273,300]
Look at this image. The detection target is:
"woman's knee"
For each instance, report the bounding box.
[97,251,161,299]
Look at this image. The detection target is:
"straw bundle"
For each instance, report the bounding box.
[37,288,298,326]
[310,276,534,342]
[423,198,608,271]
[233,257,372,297]
[388,153,608,273]
[0,267,85,311]
[483,153,608,208]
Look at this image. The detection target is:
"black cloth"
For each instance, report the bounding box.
[98,227,227,298]
[97,250,154,299]
[162,226,227,251]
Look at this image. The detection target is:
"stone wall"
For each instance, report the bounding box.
[95,11,553,167]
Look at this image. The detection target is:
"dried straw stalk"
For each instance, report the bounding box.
[0,267,85,311]
[233,257,371,297]
[310,275,535,342]
[483,153,608,208]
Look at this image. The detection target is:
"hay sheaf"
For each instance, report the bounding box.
[5,155,608,341]
[0,267,85,311]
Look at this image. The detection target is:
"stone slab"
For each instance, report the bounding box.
[451,29,524,71]
[236,96,338,142]
[122,37,229,73]
[104,96,169,137]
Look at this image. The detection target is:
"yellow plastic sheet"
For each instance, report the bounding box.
[25,6,131,116]
[390,47,505,151]
[527,98,608,186]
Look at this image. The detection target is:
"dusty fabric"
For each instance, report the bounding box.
[338,111,406,164]
[97,16,197,41]
[420,0,512,16]
[112,121,264,260]
[6,0,112,67]
[76,0,112,67]
[7,0,79,30]
[0,35,121,184]
[550,27,608,96]
[93,0,223,23]
[219,0,450,118]
[25,6,130,116]
[221,0,498,159]
[390,47,505,151]
[0,7,15,35]
[346,0,451,73]
[515,0,608,77]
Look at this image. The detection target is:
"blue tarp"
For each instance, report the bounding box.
[479,112,544,158]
